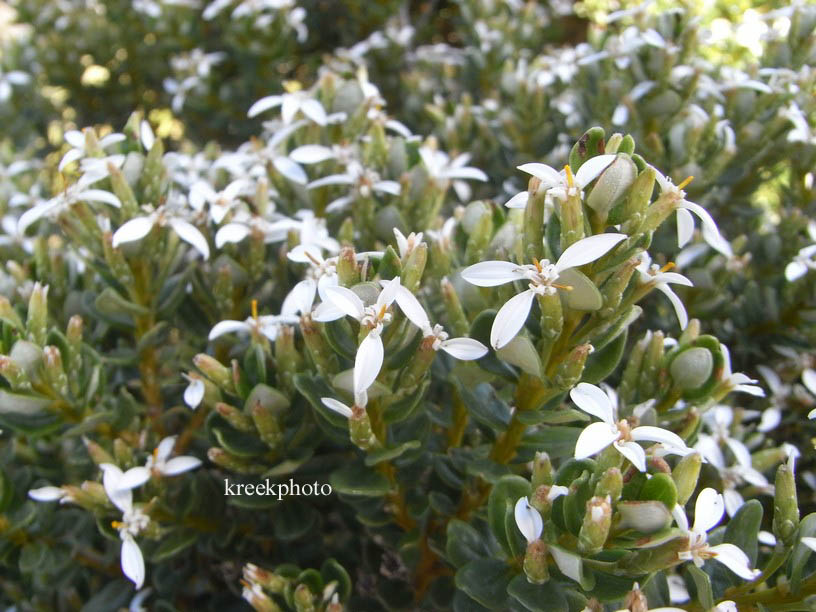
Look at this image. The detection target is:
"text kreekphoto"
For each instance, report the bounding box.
[223,478,332,501]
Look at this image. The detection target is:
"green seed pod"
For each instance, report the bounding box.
[595,468,623,501]
[773,458,799,546]
[578,496,612,554]
[523,540,550,584]
[26,283,49,346]
[336,246,360,287]
[672,452,702,505]
[251,401,283,448]
[554,343,592,390]
[194,354,234,393]
[586,154,638,218]
[349,405,379,451]
[537,292,564,365]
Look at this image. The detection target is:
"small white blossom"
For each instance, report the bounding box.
[144,436,202,476]
[720,344,765,397]
[58,129,126,172]
[248,88,327,126]
[507,155,616,210]
[183,375,205,409]
[308,161,401,213]
[514,497,543,544]
[635,253,694,329]
[112,205,210,260]
[418,146,488,202]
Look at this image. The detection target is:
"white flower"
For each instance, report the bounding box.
[308,161,401,213]
[314,278,402,400]
[112,206,210,260]
[209,311,299,342]
[0,68,30,102]
[58,128,126,172]
[650,166,732,257]
[101,464,152,589]
[248,89,327,126]
[18,181,122,236]
[144,436,202,476]
[393,284,488,360]
[321,396,356,418]
[507,155,616,210]
[28,486,72,503]
[189,179,251,224]
[785,222,816,281]
[571,382,689,471]
[461,233,627,349]
[676,488,761,581]
[418,146,488,202]
[393,228,424,259]
[183,375,205,409]
[426,218,456,252]
[635,252,694,329]
[514,497,543,544]
[720,344,765,397]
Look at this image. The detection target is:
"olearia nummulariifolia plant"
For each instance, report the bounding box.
[0,62,815,611]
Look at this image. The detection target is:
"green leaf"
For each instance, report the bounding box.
[244,383,289,416]
[377,245,402,279]
[517,427,581,460]
[582,328,627,384]
[330,462,390,497]
[80,580,133,612]
[724,500,762,566]
[558,269,603,311]
[496,336,542,377]
[94,287,150,317]
[0,390,52,415]
[364,440,421,466]
[586,571,640,602]
[790,512,816,591]
[488,475,531,557]
[686,564,714,610]
[638,473,678,510]
[211,425,268,458]
[323,318,357,361]
[469,310,519,381]
[321,558,352,601]
[274,501,318,541]
[151,529,197,562]
[458,382,512,431]
[383,378,429,423]
[446,519,488,568]
[455,559,512,609]
[293,373,348,429]
[507,575,568,612]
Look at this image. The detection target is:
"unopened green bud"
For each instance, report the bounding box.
[338,217,354,245]
[194,354,234,393]
[292,583,315,612]
[26,283,49,345]
[141,136,166,205]
[0,356,30,390]
[9,340,44,385]
[350,405,379,451]
[613,166,656,231]
[638,331,665,398]
[522,540,549,584]
[300,315,337,375]
[0,296,23,329]
[465,210,492,264]
[773,457,799,545]
[669,347,713,391]
[523,178,547,260]
[403,242,427,292]
[66,315,84,371]
[400,336,437,388]
[678,318,701,344]
[605,133,623,154]
[82,127,102,157]
[751,447,789,472]
[531,451,553,488]
[672,452,702,505]
[530,484,561,519]
[537,292,563,365]
[579,496,612,554]
[243,581,281,612]
[595,468,623,501]
[243,564,288,594]
[207,448,265,474]
[78,481,110,508]
[600,258,638,319]
[254,177,270,217]
[560,169,585,250]
[336,246,360,286]
[620,333,649,404]
[217,403,255,433]
[83,437,114,465]
[113,439,133,466]
[440,277,469,337]
[586,154,637,219]
[107,162,139,215]
[43,346,68,396]
[248,227,265,280]
[251,401,283,448]
[554,343,592,390]
[274,324,301,393]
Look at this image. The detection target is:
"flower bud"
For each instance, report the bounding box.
[213,264,234,315]
[349,405,379,451]
[579,496,612,554]
[672,451,702,505]
[336,246,360,286]
[669,347,713,391]
[66,315,84,371]
[678,318,701,345]
[599,258,638,319]
[0,356,29,391]
[554,343,592,390]
[595,467,623,501]
[9,340,44,385]
[773,457,799,545]
[274,324,301,394]
[338,217,354,245]
[244,564,287,594]
[248,227,265,280]
[638,331,665,399]
[194,354,234,393]
[531,451,553,488]
[465,210,492,264]
[537,292,563,365]
[207,448,265,474]
[403,242,427,292]
[0,296,23,329]
[113,439,133,466]
[217,402,255,433]
[107,162,139,216]
[620,333,649,404]
[559,173,586,251]
[26,283,49,345]
[294,583,316,612]
[251,401,283,448]
[300,315,338,376]
[522,540,549,584]
[523,178,547,260]
[624,584,649,612]
[83,437,114,465]
[43,346,68,396]
[141,135,166,205]
[242,581,281,612]
[530,484,561,519]
[586,154,637,218]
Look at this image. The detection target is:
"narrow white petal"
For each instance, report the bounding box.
[693,487,725,533]
[58,148,84,171]
[517,163,562,186]
[162,456,202,475]
[709,543,760,580]
[112,217,155,247]
[377,277,402,308]
[676,208,695,248]
[555,233,627,272]
[184,380,205,409]
[321,397,353,419]
[281,96,299,124]
[169,218,210,260]
[801,536,816,552]
[28,486,65,502]
[118,467,151,491]
[672,504,689,531]
[574,422,619,459]
[155,436,177,462]
[490,289,535,350]
[273,157,307,184]
[574,154,617,188]
[323,286,366,320]
[505,191,530,209]
[656,284,688,330]
[215,223,250,247]
[80,189,122,208]
[616,440,647,472]
[312,301,347,322]
[460,260,525,287]
[121,536,146,589]
[300,99,327,126]
[208,320,250,340]
[802,369,816,396]
[394,287,430,330]
[281,279,316,316]
[725,438,752,469]
[140,121,155,151]
[786,261,808,281]
[439,338,488,360]
[308,174,354,189]
[514,497,543,544]
[444,167,488,182]
[101,464,132,513]
[570,382,615,424]
[289,145,335,164]
[354,332,384,395]
[374,180,401,196]
[724,489,744,517]
[631,425,686,449]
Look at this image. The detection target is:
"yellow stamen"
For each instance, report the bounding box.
[282,79,302,93]
[111,521,123,528]
[378,304,387,320]
[304,251,321,266]
[564,164,575,189]
[660,262,676,273]
[251,299,258,320]
[553,283,573,291]
[677,176,694,190]
[532,257,542,272]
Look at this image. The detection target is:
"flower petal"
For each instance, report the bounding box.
[300,99,327,126]
[118,467,151,491]
[709,543,760,580]
[394,286,430,330]
[208,320,250,340]
[162,456,202,475]
[631,425,686,450]
[574,154,617,188]
[439,338,488,360]
[505,191,530,209]
[517,163,561,186]
[281,279,316,316]
[101,464,132,513]
[169,218,210,260]
[28,486,65,502]
[616,440,647,472]
[461,260,525,287]
[184,379,204,409]
[676,208,695,248]
[322,286,366,320]
[112,216,155,247]
[121,536,146,589]
[273,157,307,184]
[514,497,543,543]
[570,382,615,424]
[555,233,627,272]
[289,144,335,164]
[321,397,353,419]
[491,289,535,350]
[693,487,725,533]
[574,422,619,459]
[354,332,384,396]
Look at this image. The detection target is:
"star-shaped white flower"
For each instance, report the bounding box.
[635,253,694,329]
[183,375,205,410]
[461,233,627,349]
[247,89,327,126]
[58,128,126,172]
[189,179,252,224]
[418,146,488,202]
[308,161,401,213]
[209,309,299,343]
[571,382,689,472]
[785,222,816,281]
[17,180,122,236]
[506,155,616,209]
[113,205,210,260]
[143,436,202,476]
[393,284,487,360]
[676,488,760,581]
[720,344,764,397]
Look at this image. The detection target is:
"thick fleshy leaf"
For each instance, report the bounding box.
[574,154,617,187]
[513,497,543,543]
[354,332,384,396]
[574,422,619,459]
[693,487,725,533]
[112,216,155,247]
[169,218,210,260]
[461,261,525,287]
[490,289,535,350]
[555,233,627,272]
[570,383,615,424]
[440,338,488,360]
[321,397,353,419]
[121,537,145,589]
